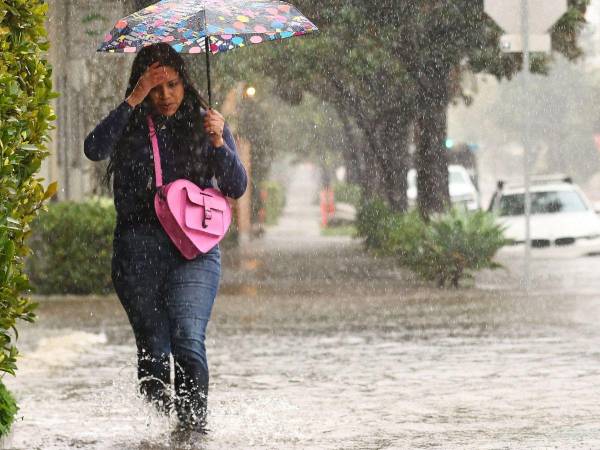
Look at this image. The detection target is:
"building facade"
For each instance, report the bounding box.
[44,0,131,200]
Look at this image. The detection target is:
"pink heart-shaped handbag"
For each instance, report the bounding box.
[148,116,232,259]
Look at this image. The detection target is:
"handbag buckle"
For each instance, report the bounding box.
[202,208,212,229]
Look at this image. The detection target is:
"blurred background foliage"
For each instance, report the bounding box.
[26,199,116,295]
[219,0,590,216]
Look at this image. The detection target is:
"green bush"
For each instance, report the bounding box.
[411,209,508,287]
[27,197,242,293]
[0,0,56,435]
[0,381,17,437]
[356,199,422,253]
[27,199,116,295]
[260,180,286,225]
[356,198,394,250]
[333,182,362,207]
[356,200,507,287]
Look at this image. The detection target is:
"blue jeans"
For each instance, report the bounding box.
[111,225,220,425]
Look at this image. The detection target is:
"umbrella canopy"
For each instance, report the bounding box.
[98,0,318,54]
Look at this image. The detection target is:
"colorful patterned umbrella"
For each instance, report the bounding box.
[98,0,318,106]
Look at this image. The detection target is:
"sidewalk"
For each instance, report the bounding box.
[256,162,353,251]
[226,163,600,296]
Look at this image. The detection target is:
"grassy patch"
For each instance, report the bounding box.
[321,225,357,237]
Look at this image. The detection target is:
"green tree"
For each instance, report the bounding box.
[238,5,416,210]
[258,0,589,215]
[377,1,588,215]
[0,0,56,435]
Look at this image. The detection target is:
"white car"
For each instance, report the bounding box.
[488,179,600,247]
[407,165,480,211]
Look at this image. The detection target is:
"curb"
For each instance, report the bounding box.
[30,294,118,303]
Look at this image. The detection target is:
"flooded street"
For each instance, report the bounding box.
[5,165,600,449]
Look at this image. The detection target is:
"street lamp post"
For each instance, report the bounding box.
[521,0,532,290]
[484,0,567,290]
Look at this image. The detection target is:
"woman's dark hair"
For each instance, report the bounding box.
[104,43,209,186]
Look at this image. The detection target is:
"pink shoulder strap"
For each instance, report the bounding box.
[146,115,163,187]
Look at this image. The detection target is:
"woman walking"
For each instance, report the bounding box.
[84,43,247,434]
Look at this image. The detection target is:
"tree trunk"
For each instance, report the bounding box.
[374,118,410,212]
[361,127,389,202]
[415,69,451,218]
[340,115,365,187]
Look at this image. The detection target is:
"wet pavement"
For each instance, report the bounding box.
[4,164,600,449]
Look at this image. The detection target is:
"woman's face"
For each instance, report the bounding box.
[147,66,185,117]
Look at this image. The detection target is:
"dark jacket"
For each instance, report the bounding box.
[84,101,247,231]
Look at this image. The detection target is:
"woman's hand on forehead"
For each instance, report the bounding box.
[126,62,173,108]
[148,62,172,83]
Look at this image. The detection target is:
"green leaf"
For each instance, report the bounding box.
[19,144,38,152]
[43,181,57,200]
